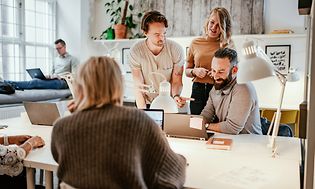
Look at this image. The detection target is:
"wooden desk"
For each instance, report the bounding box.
[0,116,301,189]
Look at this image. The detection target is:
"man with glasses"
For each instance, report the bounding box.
[129,11,186,109]
[201,48,262,135]
[4,39,78,90]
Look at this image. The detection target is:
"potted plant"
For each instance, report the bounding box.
[114,0,128,39]
[102,0,143,40]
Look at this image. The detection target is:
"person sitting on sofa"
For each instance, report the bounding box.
[4,39,79,90]
[51,56,186,188]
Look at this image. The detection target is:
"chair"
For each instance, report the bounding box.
[260,117,293,137]
[260,109,299,137]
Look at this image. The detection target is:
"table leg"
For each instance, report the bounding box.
[45,170,53,189]
[26,167,35,189]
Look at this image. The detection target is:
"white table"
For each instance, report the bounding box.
[0,116,301,189]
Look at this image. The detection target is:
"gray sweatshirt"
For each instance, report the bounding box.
[201,78,262,134]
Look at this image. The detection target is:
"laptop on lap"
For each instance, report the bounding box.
[26,68,47,80]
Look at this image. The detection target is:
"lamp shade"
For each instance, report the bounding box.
[237,41,276,84]
[150,81,178,113]
[286,68,300,82]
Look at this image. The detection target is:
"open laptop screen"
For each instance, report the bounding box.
[26,68,47,80]
[142,109,164,130]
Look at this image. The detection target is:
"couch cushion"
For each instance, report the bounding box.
[0,89,71,105]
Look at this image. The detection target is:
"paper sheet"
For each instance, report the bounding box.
[209,166,273,189]
[189,117,203,130]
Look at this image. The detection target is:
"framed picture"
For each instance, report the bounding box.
[122,48,131,74]
[265,45,291,75]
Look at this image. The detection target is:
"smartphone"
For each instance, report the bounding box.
[0,125,8,129]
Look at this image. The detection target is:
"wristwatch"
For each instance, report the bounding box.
[173,94,180,99]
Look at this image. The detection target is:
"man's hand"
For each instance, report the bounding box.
[50,74,61,79]
[193,68,210,78]
[9,135,32,145]
[174,96,194,108]
[67,100,77,113]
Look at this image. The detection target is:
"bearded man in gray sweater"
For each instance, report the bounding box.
[201,48,262,135]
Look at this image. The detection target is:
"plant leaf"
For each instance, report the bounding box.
[129,5,133,11]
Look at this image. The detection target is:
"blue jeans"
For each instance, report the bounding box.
[5,78,68,90]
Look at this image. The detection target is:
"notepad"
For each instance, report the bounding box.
[206,137,233,150]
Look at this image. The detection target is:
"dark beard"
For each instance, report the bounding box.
[214,72,233,90]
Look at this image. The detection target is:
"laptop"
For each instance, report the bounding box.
[143,109,164,130]
[23,101,67,126]
[26,68,47,80]
[164,113,214,140]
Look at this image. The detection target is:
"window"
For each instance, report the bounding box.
[0,0,56,81]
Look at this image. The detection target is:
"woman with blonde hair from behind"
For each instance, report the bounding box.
[186,7,234,115]
[51,56,186,189]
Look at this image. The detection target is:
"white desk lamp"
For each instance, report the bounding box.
[237,41,299,157]
[150,80,178,113]
[135,72,178,113]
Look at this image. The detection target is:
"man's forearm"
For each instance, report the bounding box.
[208,123,222,133]
[135,92,146,109]
[171,82,182,97]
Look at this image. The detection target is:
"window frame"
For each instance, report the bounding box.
[0,0,56,81]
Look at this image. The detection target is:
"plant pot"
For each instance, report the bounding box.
[114,24,127,39]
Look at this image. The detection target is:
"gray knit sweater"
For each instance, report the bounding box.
[51,105,186,189]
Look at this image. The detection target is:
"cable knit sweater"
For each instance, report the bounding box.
[51,105,186,189]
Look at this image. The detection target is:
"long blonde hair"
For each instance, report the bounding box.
[74,56,123,111]
[204,7,232,48]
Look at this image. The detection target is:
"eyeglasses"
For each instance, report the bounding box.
[56,46,64,50]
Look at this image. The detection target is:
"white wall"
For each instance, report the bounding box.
[56,0,81,60]
[91,0,306,38]
[264,0,305,34]
[57,0,106,62]
[58,0,306,63]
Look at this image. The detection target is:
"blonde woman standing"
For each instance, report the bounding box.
[186,7,234,115]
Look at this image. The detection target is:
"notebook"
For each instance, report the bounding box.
[143,109,164,130]
[206,138,233,150]
[23,101,68,126]
[26,68,47,80]
[164,113,214,140]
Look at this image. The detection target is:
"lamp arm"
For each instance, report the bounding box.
[269,73,287,155]
[275,70,287,85]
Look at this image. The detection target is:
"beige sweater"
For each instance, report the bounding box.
[51,105,186,189]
